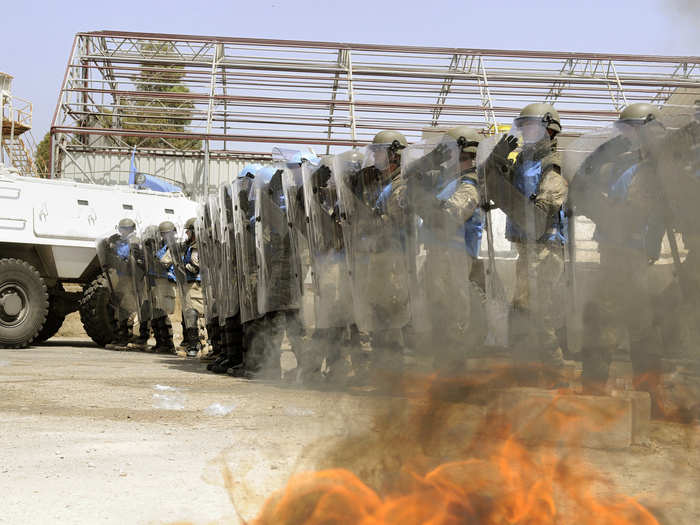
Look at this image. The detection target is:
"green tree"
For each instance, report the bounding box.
[120,42,201,150]
[34,131,51,175]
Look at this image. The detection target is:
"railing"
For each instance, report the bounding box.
[1,94,33,130]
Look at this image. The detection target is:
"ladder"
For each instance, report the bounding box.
[2,135,37,176]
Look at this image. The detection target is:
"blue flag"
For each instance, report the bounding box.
[129,147,137,185]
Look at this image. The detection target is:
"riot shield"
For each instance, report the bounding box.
[302,157,354,329]
[128,231,151,324]
[219,183,240,320]
[233,172,261,323]
[401,139,484,361]
[142,225,176,318]
[197,202,217,324]
[96,228,139,322]
[331,146,410,332]
[254,166,301,315]
[480,132,551,241]
[279,161,307,312]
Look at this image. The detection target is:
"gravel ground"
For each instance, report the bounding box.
[1,339,699,525]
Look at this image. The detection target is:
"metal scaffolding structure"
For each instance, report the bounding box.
[50,30,700,185]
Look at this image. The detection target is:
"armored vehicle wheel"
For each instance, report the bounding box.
[33,283,68,344]
[0,258,49,348]
[79,275,117,347]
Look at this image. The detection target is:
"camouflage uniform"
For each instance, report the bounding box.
[504,139,568,367]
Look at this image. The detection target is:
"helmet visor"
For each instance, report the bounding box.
[512,116,548,144]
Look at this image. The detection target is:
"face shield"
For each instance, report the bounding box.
[512,116,548,145]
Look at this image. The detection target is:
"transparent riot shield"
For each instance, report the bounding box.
[162,227,198,330]
[302,157,354,329]
[128,230,151,324]
[254,166,301,315]
[332,146,410,333]
[219,183,240,320]
[142,225,176,319]
[233,173,261,323]
[96,228,139,323]
[197,202,217,324]
[475,136,511,348]
[207,194,227,324]
[401,140,486,364]
[279,162,307,311]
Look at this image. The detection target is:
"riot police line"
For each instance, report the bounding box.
[96,101,700,411]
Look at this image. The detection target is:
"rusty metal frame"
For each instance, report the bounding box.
[50,30,700,178]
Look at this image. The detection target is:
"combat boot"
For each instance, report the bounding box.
[128,320,151,351]
[210,328,232,373]
[183,327,201,358]
[204,320,223,366]
[152,317,175,354]
[105,320,130,351]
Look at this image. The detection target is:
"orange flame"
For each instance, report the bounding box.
[249,371,661,525]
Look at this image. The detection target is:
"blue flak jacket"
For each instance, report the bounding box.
[435,177,484,258]
[156,245,177,282]
[505,159,567,245]
[183,244,201,283]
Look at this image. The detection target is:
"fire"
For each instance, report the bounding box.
[247,371,661,525]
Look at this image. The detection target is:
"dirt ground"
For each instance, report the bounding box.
[1,339,699,525]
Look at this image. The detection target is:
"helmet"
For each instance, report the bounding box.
[445,126,481,154]
[372,130,408,151]
[184,217,197,231]
[619,103,659,124]
[118,218,136,234]
[515,103,561,135]
[158,221,176,234]
[238,164,260,179]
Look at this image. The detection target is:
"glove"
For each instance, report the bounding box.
[492,134,518,160]
[312,165,332,189]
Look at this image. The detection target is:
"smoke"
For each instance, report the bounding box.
[661,0,700,49]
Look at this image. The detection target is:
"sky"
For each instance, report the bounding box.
[2,0,699,141]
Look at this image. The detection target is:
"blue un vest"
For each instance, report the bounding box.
[183,245,201,283]
[435,178,484,258]
[156,245,177,282]
[505,159,567,244]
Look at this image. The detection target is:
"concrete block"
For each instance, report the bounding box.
[465,357,513,371]
[488,387,650,449]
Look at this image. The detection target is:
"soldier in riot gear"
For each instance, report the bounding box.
[161,218,205,358]
[650,102,700,366]
[483,103,569,381]
[208,184,246,376]
[570,103,668,401]
[197,200,222,363]
[401,126,484,373]
[98,218,139,350]
[334,131,411,381]
[246,165,305,380]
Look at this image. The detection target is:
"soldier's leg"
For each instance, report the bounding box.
[510,243,533,363]
[152,312,175,354]
[532,244,566,368]
[205,317,223,368]
[226,314,247,377]
[179,282,204,358]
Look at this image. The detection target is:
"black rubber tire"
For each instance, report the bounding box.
[33,283,67,344]
[79,274,117,347]
[0,258,49,348]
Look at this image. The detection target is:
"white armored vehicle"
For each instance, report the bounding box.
[0,165,197,347]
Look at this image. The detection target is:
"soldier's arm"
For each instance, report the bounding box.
[185,248,200,275]
[442,180,481,225]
